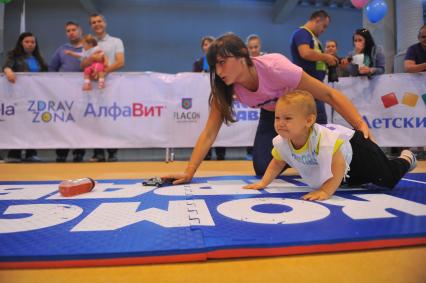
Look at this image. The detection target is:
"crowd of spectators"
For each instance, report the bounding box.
[1,14,124,163]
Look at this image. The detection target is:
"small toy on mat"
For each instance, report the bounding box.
[59,178,96,197]
[142,177,176,187]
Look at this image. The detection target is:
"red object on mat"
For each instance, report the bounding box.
[59,178,95,197]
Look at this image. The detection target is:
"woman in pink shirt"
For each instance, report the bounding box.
[164,33,371,182]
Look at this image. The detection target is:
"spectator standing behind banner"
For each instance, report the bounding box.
[345,28,385,77]
[162,33,371,181]
[2,32,48,163]
[246,34,265,57]
[344,28,390,154]
[290,10,338,124]
[404,25,426,73]
[49,21,86,163]
[81,13,125,162]
[324,39,349,79]
[404,25,426,160]
[245,34,266,160]
[193,36,226,160]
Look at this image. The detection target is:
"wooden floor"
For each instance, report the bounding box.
[1,161,426,283]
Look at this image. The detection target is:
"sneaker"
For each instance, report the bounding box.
[89,155,105,162]
[73,154,84,162]
[24,155,42,163]
[5,157,21,163]
[107,154,118,162]
[56,156,66,163]
[400,150,417,172]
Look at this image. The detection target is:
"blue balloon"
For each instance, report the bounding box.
[365,0,388,23]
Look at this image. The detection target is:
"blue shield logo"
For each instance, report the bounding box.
[181,98,192,110]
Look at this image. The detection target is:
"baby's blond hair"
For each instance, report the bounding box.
[83,34,98,47]
[276,90,317,117]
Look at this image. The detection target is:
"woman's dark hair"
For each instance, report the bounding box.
[353,28,376,67]
[9,32,47,71]
[206,33,253,124]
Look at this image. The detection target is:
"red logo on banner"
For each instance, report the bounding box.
[380,92,398,108]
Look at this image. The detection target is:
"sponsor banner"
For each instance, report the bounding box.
[1,72,425,149]
[331,72,426,146]
[0,175,425,268]
[0,73,259,149]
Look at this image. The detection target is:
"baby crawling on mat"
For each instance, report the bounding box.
[244,90,417,201]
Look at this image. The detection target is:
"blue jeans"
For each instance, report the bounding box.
[252,109,276,175]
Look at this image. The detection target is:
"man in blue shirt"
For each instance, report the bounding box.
[404,25,426,73]
[49,21,86,162]
[49,21,83,72]
[290,10,338,124]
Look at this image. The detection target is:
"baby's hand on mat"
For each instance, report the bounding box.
[243,182,266,190]
[302,189,331,201]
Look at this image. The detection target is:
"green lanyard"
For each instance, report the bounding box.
[300,26,326,72]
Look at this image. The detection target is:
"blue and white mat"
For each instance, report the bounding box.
[1,174,425,268]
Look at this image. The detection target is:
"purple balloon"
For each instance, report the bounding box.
[366,0,388,24]
[351,0,369,9]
